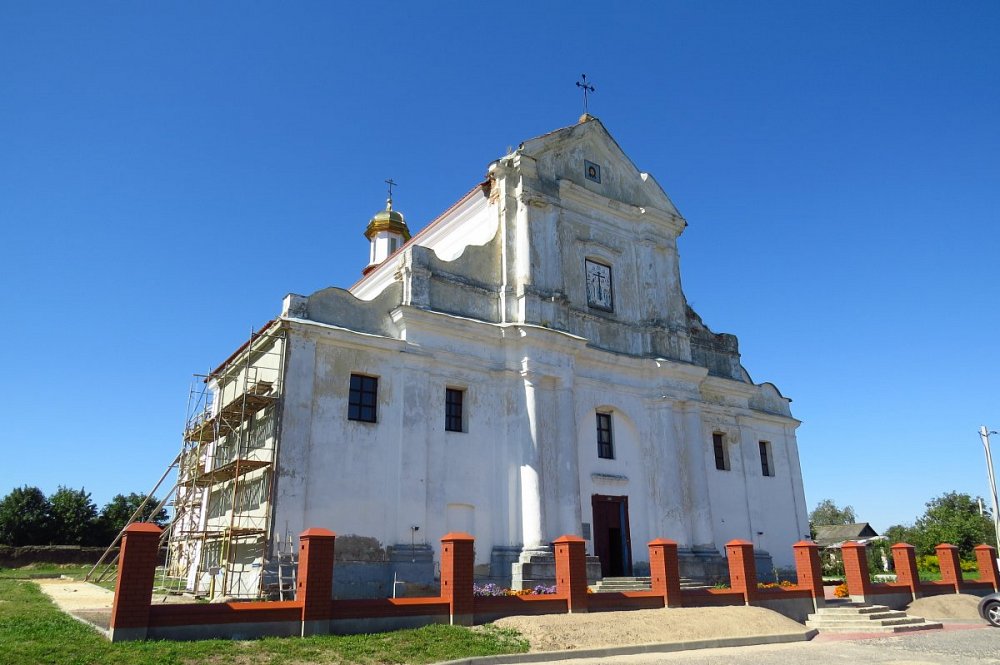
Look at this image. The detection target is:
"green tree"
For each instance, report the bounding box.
[48,486,98,545]
[0,486,52,546]
[883,523,915,545]
[909,491,996,558]
[95,493,168,544]
[809,499,857,528]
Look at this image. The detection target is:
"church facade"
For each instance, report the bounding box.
[170,116,809,597]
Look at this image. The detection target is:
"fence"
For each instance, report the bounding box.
[841,541,999,609]
[107,523,1000,642]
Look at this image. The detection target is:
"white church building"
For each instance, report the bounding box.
[169,115,810,598]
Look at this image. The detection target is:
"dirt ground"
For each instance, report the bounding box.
[907,594,985,621]
[35,578,115,611]
[492,606,808,652]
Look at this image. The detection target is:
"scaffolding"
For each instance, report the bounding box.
[163,325,288,599]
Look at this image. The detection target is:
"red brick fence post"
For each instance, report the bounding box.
[554,535,589,613]
[440,533,474,625]
[792,540,823,607]
[648,538,682,608]
[109,523,162,642]
[975,544,1000,590]
[936,543,964,594]
[725,540,757,604]
[298,528,336,636]
[841,541,873,602]
[891,542,920,600]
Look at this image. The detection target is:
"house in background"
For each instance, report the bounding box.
[813,523,880,548]
[167,115,810,599]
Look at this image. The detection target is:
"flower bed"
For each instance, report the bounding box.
[473,583,556,597]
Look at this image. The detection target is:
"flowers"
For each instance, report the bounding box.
[473,583,557,597]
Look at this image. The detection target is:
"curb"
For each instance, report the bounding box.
[435,629,818,665]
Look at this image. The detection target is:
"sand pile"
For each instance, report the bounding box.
[907,594,985,622]
[492,606,808,652]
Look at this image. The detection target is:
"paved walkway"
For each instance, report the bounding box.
[519,624,999,664]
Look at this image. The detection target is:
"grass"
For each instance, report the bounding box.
[0,564,94,580]
[0,578,528,665]
[918,570,983,582]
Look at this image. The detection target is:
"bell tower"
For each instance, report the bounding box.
[363,179,411,276]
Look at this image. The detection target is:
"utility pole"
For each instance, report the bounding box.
[978,426,1000,555]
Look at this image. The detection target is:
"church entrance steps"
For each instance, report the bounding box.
[805,603,943,633]
[589,576,711,593]
[590,576,651,592]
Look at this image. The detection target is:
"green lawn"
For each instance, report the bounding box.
[0,579,528,665]
[0,564,94,580]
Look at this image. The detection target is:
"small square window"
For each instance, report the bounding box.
[445,388,465,432]
[713,433,729,471]
[348,374,378,423]
[597,412,614,459]
[759,441,774,477]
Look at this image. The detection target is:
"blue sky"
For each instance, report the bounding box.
[1,1,998,534]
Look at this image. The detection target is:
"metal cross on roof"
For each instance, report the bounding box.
[385,178,397,208]
[576,74,595,114]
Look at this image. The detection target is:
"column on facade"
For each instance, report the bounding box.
[735,418,762,550]
[551,376,582,539]
[677,401,715,548]
[650,397,687,541]
[519,369,548,552]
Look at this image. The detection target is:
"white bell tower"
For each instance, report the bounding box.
[363,179,411,276]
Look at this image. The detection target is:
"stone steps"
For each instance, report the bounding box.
[806,603,943,634]
[590,576,709,593]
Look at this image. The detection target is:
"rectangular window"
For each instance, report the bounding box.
[759,441,774,477]
[348,374,378,423]
[597,412,614,459]
[713,433,729,471]
[445,388,464,432]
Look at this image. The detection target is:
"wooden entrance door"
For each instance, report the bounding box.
[591,494,632,577]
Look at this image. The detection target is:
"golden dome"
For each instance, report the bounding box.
[364,198,411,241]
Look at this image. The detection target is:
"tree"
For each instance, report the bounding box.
[95,493,168,545]
[909,491,996,558]
[48,486,98,545]
[883,523,915,545]
[809,499,857,527]
[0,486,52,546]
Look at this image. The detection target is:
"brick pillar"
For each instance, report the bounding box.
[554,535,588,613]
[109,522,162,642]
[841,541,873,601]
[792,540,823,606]
[648,538,682,608]
[725,540,757,604]
[440,532,475,625]
[891,542,920,599]
[298,528,336,636]
[935,543,964,593]
[974,544,1000,590]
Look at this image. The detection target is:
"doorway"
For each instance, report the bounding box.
[591,494,632,577]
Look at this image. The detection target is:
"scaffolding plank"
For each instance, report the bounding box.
[194,458,270,485]
[183,382,276,443]
[179,528,266,539]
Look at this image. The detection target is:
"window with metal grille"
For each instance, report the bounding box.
[759,441,774,477]
[597,412,614,459]
[713,433,729,471]
[445,388,464,432]
[348,374,378,423]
